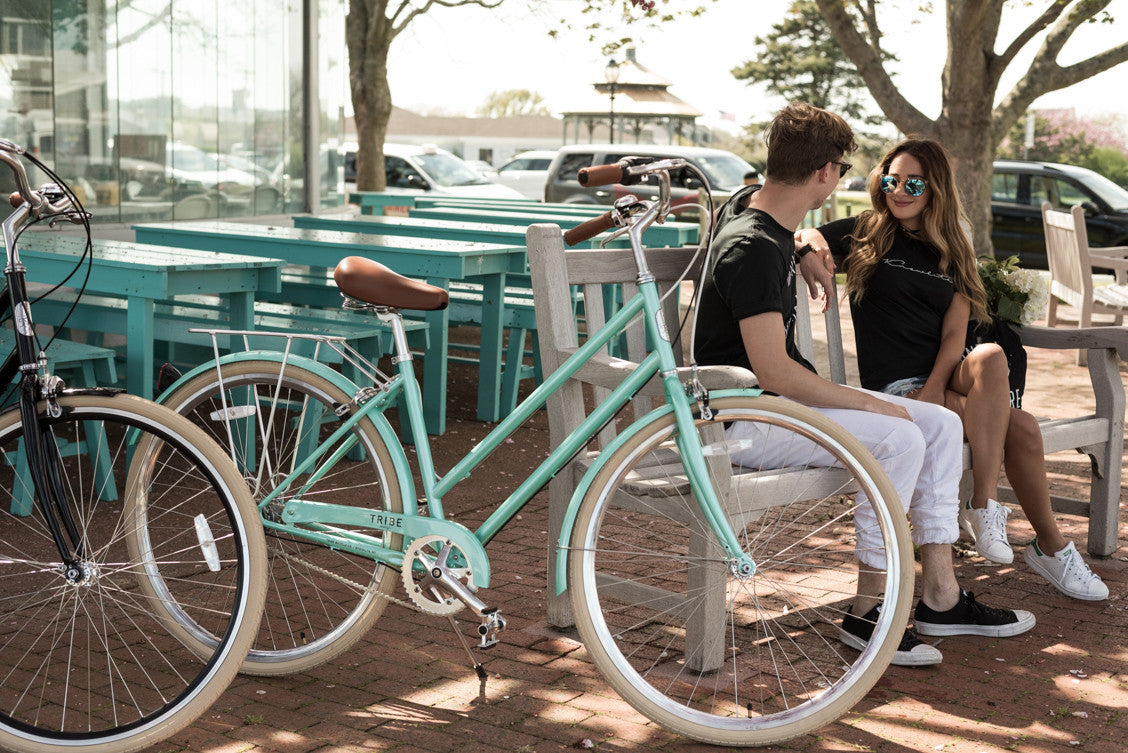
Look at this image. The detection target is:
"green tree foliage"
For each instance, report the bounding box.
[731,0,884,125]
[476,89,550,118]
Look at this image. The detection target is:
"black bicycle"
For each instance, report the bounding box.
[0,139,267,753]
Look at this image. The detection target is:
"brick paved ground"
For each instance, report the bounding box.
[142,304,1127,753]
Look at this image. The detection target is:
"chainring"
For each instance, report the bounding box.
[400,535,476,615]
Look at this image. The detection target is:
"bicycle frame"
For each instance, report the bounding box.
[234,236,756,592]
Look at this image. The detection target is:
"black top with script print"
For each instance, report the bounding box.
[821,217,955,391]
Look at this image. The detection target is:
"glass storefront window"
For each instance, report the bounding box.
[1,0,315,224]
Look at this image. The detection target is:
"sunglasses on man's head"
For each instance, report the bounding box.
[880,175,927,197]
[831,161,852,178]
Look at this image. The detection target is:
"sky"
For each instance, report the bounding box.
[383,0,1128,133]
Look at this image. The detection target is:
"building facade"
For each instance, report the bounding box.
[1,0,349,223]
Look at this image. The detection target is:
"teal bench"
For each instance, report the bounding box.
[1,334,119,515]
[30,292,427,393]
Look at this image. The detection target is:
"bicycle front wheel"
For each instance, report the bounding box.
[569,394,913,746]
[0,393,265,753]
[158,360,403,675]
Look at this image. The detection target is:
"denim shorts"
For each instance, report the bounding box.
[880,374,929,398]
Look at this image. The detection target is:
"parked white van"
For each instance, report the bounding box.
[342,142,524,198]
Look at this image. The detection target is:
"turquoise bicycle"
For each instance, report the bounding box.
[155,157,913,745]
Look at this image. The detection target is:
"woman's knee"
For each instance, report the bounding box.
[1007,408,1044,454]
[966,344,1010,385]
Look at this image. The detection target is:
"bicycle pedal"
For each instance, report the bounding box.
[477,609,506,649]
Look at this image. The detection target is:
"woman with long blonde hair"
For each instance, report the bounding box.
[800,138,1106,601]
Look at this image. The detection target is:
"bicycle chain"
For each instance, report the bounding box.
[267,541,427,614]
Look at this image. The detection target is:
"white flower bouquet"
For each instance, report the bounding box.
[976,255,1049,326]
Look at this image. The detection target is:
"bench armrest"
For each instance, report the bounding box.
[1018,324,1128,361]
[563,350,757,395]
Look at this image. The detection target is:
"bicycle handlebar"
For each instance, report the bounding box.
[576,156,691,187]
[577,163,626,187]
[0,139,84,222]
[563,212,616,247]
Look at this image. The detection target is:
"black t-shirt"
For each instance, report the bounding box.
[694,185,816,375]
[820,216,955,390]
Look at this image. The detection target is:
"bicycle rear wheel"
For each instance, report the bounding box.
[158,360,403,675]
[569,395,912,746]
[0,393,265,753]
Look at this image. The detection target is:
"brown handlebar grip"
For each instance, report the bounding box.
[577,163,625,187]
[9,192,21,208]
[563,212,616,247]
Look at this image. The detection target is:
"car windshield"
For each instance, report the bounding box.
[414,152,490,187]
[1074,169,1128,210]
[693,154,755,190]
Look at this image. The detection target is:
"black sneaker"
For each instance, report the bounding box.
[914,590,1035,637]
[839,605,943,667]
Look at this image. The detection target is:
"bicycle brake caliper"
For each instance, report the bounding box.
[686,369,713,421]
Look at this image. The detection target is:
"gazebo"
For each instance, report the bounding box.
[560,45,704,145]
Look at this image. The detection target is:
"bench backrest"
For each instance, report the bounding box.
[1042,201,1093,310]
[527,224,706,450]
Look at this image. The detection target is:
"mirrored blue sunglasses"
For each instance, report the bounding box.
[880,175,927,197]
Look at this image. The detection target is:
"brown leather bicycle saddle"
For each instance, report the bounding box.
[333,255,449,311]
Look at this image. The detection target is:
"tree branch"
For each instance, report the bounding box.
[993,0,1066,74]
[992,1,1128,144]
[393,0,505,37]
[815,0,933,135]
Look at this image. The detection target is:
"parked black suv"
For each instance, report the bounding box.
[991,160,1128,269]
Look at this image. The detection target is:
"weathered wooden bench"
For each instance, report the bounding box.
[527,228,1126,629]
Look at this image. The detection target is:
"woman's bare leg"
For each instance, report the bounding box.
[1002,408,1067,553]
[945,344,1010,508]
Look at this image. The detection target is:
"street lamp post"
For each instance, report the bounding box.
[605,57,620,144]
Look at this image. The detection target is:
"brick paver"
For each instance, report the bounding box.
[141,305,1127,753]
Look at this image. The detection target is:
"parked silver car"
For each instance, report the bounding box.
[491,150,556,200]
[544,144,754,211]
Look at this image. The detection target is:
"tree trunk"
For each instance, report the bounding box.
[346,1,393,192]
[938,1,998,255]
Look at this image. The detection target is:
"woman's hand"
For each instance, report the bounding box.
[795,229,837,312]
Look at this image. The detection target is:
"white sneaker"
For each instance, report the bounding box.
[959,499,1013,564]
[1024,540,1109,601]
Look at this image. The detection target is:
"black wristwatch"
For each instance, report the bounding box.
[796,243,815,259]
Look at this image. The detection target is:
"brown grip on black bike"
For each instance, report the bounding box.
[577,163,625,187]
[563,212,616,247]
[8,192,20,208]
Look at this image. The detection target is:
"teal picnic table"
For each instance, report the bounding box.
[292,212,635,252]
[410,197,608,215]
[345,191,534,215]
[132,221,527,435]
[407,206,699,247]
[293,213,530,246]
[18,233,284,399]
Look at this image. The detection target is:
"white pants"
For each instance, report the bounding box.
[726,387,963,568]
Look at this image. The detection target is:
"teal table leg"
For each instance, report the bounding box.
[476,272,506,422]
[422,278,451,435]
[127,297,155,398]
[229,291,254,332]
